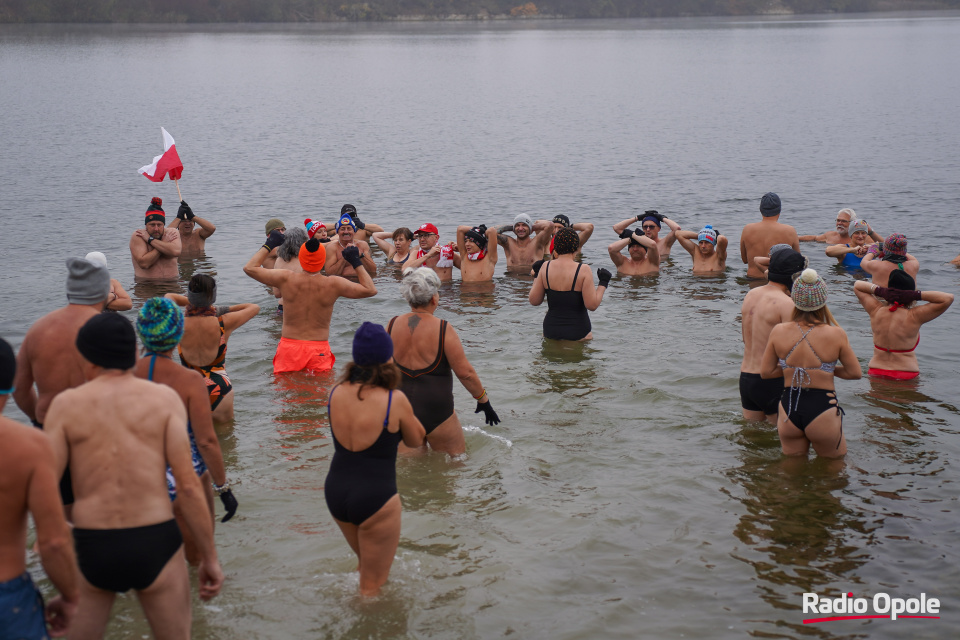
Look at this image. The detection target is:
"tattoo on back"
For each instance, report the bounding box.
[407,314,421,332]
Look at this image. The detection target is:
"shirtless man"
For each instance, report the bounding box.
[537,214,595,258]
[322,214,377,277]
[129,197,182,280]
[168,200,215,258]
[860,233,920,287]
[0,339,80,639]
[244,234,377,373]
[404,223,461,281]
[14,257,111,505]
[456,224,499,282]
[739,247,807,423]
[262,218,286,269]
[84,251,132,311]
[613,210,681,257]
[338,204,383,244]
[799,208,882,245]
[676,226,728,273]
[740,193,801,279]
[133,298,236,564]
[607,227,660,275]
[44,313,223,639]
[496,213,552,269]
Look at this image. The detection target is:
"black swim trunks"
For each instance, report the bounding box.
[738,372,783,416]
[73,520,183,592]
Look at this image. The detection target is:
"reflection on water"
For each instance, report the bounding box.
[530,339,599,396]
[132,278,183,303]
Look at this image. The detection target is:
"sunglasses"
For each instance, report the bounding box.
[642,225,658,230]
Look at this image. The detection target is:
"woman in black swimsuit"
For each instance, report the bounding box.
[528,227,611,341]
[371,227,414,265]
[324,322,425,597]
[387,267,500,456]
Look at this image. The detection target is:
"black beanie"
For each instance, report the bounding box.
[76,313,137,370]
[0,337,15,394]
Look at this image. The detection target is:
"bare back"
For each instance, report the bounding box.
[390,313,446,370]
[767,323,847,391]
[179,315,225,367]
[278,272,347,341]
[741,220,800,279]
[741,284,793,372]
[16,305,101,423]
[866,304,923,372]
[44,374,188,530]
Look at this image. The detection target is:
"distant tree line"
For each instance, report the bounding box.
[1,0,957,22]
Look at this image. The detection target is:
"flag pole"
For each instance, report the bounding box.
[175,179,183,202]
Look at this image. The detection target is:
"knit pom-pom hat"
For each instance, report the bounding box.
[791,268,828,311]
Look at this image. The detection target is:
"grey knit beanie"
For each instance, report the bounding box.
[66,257,110,304]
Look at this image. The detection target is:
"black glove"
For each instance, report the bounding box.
[219,489,238,523]
[263,229,285,251]
[350,214,366,231]
[874,287,921,305]
[596,267,612,288]
[177,201,195,221]
[475,400,500,426]
[619,229,634,240]
[638,209,664,222]
[342,245,364,268]
[532,259,545,277]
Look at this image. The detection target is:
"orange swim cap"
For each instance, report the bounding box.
[298,238,326,273]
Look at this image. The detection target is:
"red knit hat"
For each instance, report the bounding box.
[145,197,165,224]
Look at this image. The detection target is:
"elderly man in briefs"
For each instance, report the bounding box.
[740,193,801,279]
[0,338,80,638]
[497,213,553,269]
[613,210,682,257]
[324,214,378,277]
[245,232,377,373]
[129,197,182,280]
[607,226,660,275]
[168,200,216,258]
[676,225,727,273]
[44,313,224,639]
[405,223,461,281]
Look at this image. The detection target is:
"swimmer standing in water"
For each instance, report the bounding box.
[606,226,660,275]
[324,322,426,597]
[675,225,727,273]
[740,193,800,279]
[761,269,861,458]
[613,210,682,257]
[861,233,920,287]
[457,224,499,282]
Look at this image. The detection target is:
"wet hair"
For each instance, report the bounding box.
[400,267,441,308]
[888,270,916,291]
[392,227,414,242]
[337,361,401,400]
[791,306,841,328]
[277,227,307,262]
[188,274,216,300]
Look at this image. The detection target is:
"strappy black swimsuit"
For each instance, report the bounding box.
[543,262,591,341]
[778,324,844,446]
[324,386,401,525]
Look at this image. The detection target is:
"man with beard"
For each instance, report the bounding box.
[167,200,216,258]
[456,224,499,281]
[739,247,807,423]
[825,218,873,268]
[799,208,882,245]
[129,197,182,280]
[613,210,682,257]
[496,213,553,269]
[405,223,461,281]
[675,226,728,273]
[323,214,377,277]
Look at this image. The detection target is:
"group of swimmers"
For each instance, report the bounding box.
[1,191,955,636]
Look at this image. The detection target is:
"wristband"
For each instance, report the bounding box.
[261,244,271,252]
[474,388,488,402]
[213,481,230,496]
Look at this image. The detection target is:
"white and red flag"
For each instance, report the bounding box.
[138,127,183,182]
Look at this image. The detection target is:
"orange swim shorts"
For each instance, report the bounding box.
[273,337,336,374]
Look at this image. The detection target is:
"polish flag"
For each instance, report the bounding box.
[138,127,183,182]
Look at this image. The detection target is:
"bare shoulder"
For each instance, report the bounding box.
[0,416,48,452]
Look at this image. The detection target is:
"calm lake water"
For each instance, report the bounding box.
[2,12,960,640]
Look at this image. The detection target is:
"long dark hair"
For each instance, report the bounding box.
[337,361,401,399]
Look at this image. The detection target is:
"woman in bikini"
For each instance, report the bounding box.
[761,269,861,458]
[386,267,500,456]
[371,227,414,266]
[853,271,954,380]
[325,322,425,596]
[528,227,611,341]
[165,274,259,423]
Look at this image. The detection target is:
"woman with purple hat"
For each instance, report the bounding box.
[324,322,426,597]
[761,269,861,458]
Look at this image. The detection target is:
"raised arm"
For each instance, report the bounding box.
[106,279,133,311]
[371,231,396,257]
[825,243,856,258]
[852,280,884,313]
[573,222,594,247]
[357,241,377,275]
[912,290,954,324]
[675,230,698,256]
[716,234,729,261]
[660,216,681,249]
[607,239,628,267]
[243,240,291,287]
[332,250,378,299]
[799,232,828,242]
[612,216,639,235]
[194,216,216,239]
[456,225,469,258]
[484,226,499,264]
[164,292,189,306]
[221,303,261,335]
[636,231,660,265]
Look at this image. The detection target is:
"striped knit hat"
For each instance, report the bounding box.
[145,197,165,224]
[791,268,828,312]
[884,233,907,257]
[136,297,184,353]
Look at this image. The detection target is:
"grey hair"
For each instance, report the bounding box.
[400,267,441,307]
[837,208,856,220]
[277,227,307,262]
